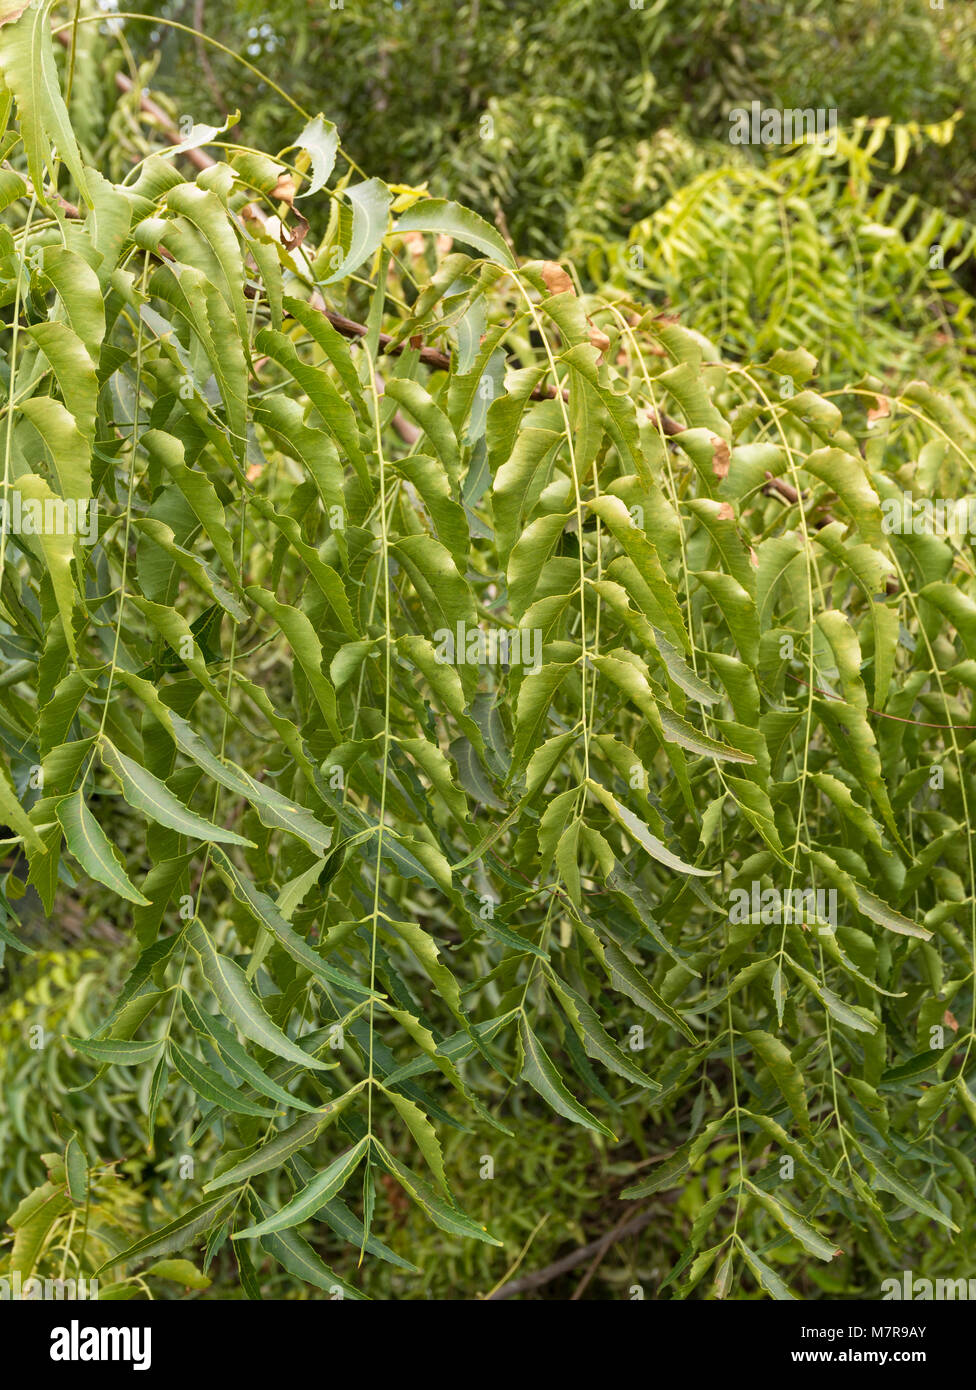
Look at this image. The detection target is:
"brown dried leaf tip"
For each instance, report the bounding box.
[540,260,574,296]
[588,322,611,358]
[271,173,297,206]
[711,435,731,480]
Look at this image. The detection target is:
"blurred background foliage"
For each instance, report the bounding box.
[111,0,976,245]
[3,0,976,1299]
[85,0,976,393]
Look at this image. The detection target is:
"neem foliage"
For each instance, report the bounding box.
[0,2,975,1299]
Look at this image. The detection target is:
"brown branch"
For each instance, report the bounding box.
[762,472,802,506]
[192,0,231,121]
[484,1208,656,1300]
[569,1206,642,1300]
[762,469,837,528]
[787,671,975,728]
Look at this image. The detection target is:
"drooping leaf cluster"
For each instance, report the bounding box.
[1,1,975,1299]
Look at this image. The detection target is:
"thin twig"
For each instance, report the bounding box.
[570,1205,644,1300]
[484,1209,655,1300]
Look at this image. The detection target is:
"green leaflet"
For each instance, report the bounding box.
[607,864,699,971]
[320,177,392,285]
[392,532,477,634]
[128,594,233,710]
[695,571,759,666]
[651,628,721,706]
[372,1143,503,1246]
[379,912,464,1018]
[98,738,255,847]
[207,845,375,997]
[57,790,150,906]
[19,397,91,505]
[600,940,697,1043]
[394,199,517,268]
[130,518,247,620]
[205,1105,347,1191]
[254,328,370,492]
[0,918,30,955]
[747,1185,840,1262]
[169,1041,277,1118]
[384,380,461,486]
[186,920,333,1072]
[179,990,320,1113]
[163,110,239,161]
[805,447,883,547]
[860,1143,959,1232]
[11,473,79,659]
[920,581,976,659]
[246,587,342,738]
[589,494,690,648]
[142,429,238,580]
[290,114,339,196]
[254,499,357,634]
[745,1030,811,1133]
[383,1086,450,1193]
[518,1013,616,1140]
[67,1036,164,1066]
[510,662,575,775]
[0,0,91,204]
[588,780,713,878]
[507,511,571,619]
[166,182,249,344]
[232,1138,369,1238]
[7,1179,72,1280]
[492,427,561,565]
[396,735,469,827]
[316,1194,417,1270]
[547,971,662,1092]
[854,885,932,940]
[98,1195,236,1273]
[736,1239,796,1300]
[620,1148,692,1200]
[394,453,469,568]
[786,955,879,1035]
[658,706,756,763]
[251,1193,366,1300]
[815,609,899,840]
[812,525,898,707]
[0,761,46,852]
[27,319,98,437]
[281,295,364,405]
[64,1134,88,1205]
[116,672,335,856]
[755,532,806,631]
[686,496,756,593]
[810,772,884,849]
[142,1258,211,1290]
